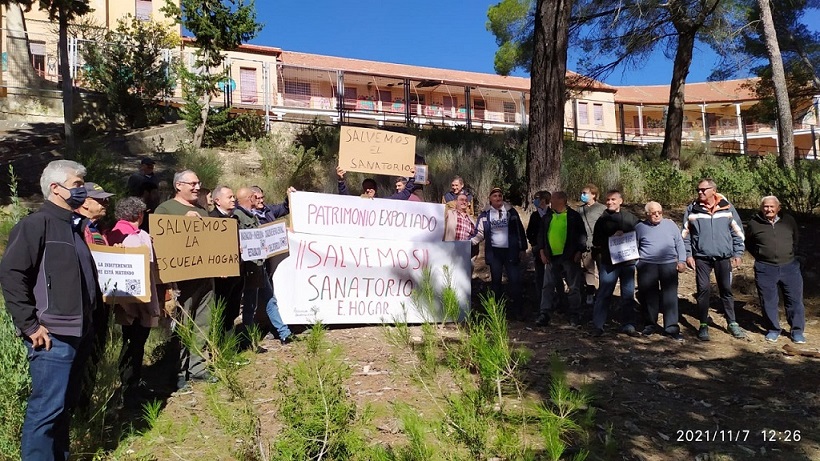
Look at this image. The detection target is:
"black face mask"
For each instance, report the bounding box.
[56,183,88,209]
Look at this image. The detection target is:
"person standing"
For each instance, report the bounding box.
[106,197,161,407]
[635,202,687,341]
[682,178,746,341]
[745,196,806,344]
[209,186,245,336]
[154,170,215,391]
[526,191,551,314]
[577,184,606,306]
[443,175,474,216]
[535,192,586,327]
[591,190,639,337]
[0,160,101,460]
[443,192,476,241]
[127,157,159,197]
[471,187,528,318]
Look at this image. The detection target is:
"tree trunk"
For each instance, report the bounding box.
[661,30,696,168]
[4,3,42,89]
[193,91,210,148]
[58,8,75,154]
[528,0,572,198]
[759,0,795,166]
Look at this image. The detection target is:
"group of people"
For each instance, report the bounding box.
[458,178,806,347]
[0,157,809,460]
[0,159,300,460]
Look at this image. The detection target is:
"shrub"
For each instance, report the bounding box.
[642,161,693,206]
[754,156,820,214]
[0,304,29,461]
[696,156,760,208]
[175,144,224,190]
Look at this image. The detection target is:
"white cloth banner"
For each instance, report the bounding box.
[609,231,639,264]
[273,232,471,324]
[91,245,151,303]
[289,191,445,242]
[239,220,289,261]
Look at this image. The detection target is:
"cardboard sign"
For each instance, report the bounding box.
[609,231,639,264]
[149,214,240,283]
[338,126,416,176]
[239,220,289,261]
[90,244,151,303]
[290,191,445,242]
[272,233,472,324]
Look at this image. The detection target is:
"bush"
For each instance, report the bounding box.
[642,161,693,206]
[754,156,820,214]
[696,156,760,208]
[175,144,224,190]
[0,305,29,461]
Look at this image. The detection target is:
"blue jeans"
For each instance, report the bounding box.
[754,259,805,334]
[256,270,291,341]
[22,333,92,461]
[592,260,636,329]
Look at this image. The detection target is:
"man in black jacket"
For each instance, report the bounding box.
[210,185,244,336]
[591,190,640,337]
[535,192,586,327]
[0,160,101,461]
[745,196,806,344]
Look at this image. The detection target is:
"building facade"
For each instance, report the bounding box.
[1,1,818,158]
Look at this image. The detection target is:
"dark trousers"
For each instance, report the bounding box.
[694,257,736,324]
[214,275,244,334]
[119,321,151,397]
[176,278,214,382]
[485,247,522,316]
[637,262,680,334]
[539,254,582,318]
[754,259,805,334]
[533,259,545,316]
[22,332,92,461]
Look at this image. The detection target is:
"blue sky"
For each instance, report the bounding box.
[250,1,759,87]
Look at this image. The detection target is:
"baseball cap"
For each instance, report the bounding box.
[489,187,503,196]
[84,182,114,199]
[140,157,156,165]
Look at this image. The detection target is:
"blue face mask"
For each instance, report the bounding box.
[533,198,540,208]
[580,193,590,204]
[57,183,88,209]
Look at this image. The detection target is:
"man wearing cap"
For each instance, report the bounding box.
[78,182,114,246]
[471,187,528,319]
[127,157,159,197]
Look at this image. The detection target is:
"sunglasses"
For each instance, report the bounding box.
[697,187,713,193]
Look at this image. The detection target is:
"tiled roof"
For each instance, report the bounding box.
[278,50,616,93]
[614,78,760,105]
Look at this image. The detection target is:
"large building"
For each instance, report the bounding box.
[1,1,818,158]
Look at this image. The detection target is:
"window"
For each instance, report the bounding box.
[30,41,46,77]
[503,101,516,123]
[239,67,257,103]
[136,0,152,21]
[577,102,589,125]
[443,96,457,110]
[284,80,311,96]
[593,103,604,126]
[344,87,357,101]
[378,89,392,103]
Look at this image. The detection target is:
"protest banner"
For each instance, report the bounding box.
[239,220,289,261]
[90,244,151,303]
[289,191,445,242]
[149,214,240,283]
[272,233,471,324]
[609,231,640,264]
[338,125,416,176]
